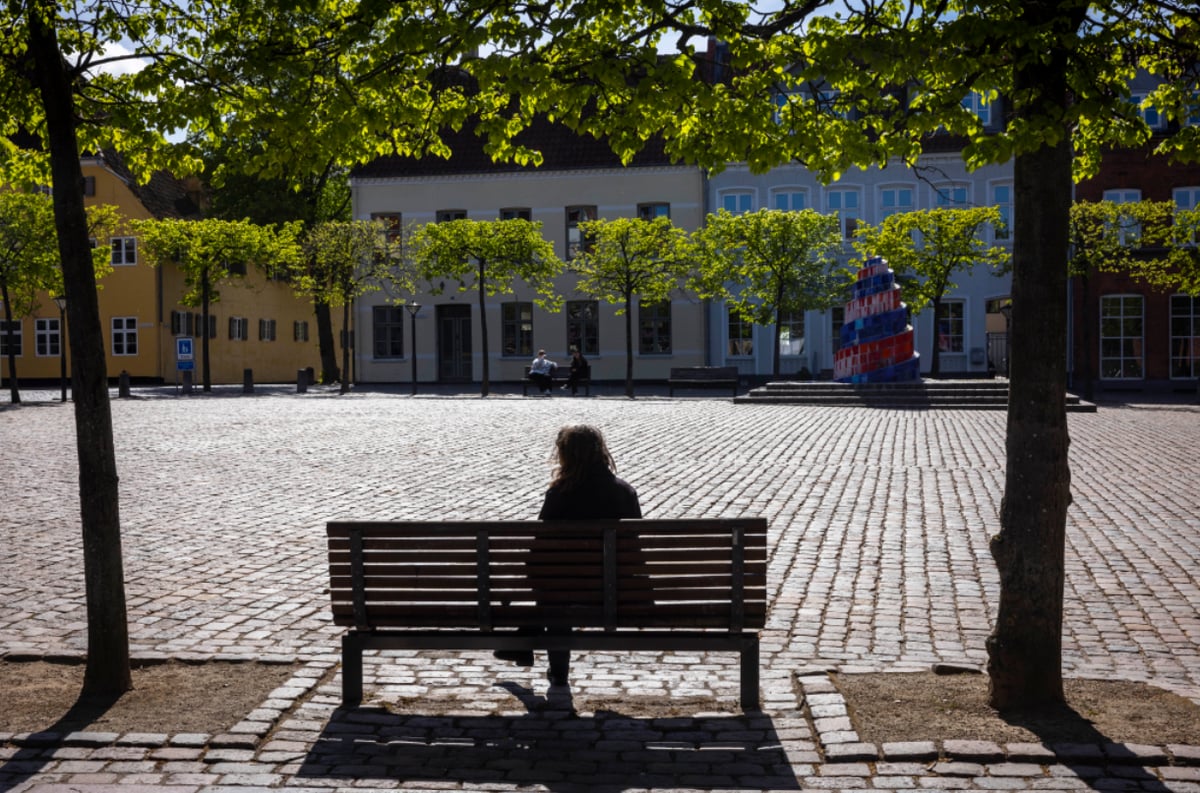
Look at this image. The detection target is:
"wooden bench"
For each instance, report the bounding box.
[668,366,740,397]
[521,364,590,396]
[326,518,767,708]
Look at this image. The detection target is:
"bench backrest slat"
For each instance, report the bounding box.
[328,518,767,632]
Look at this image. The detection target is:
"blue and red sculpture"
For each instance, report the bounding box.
[834,256,921,383]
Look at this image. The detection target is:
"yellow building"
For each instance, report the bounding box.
[3,153,334,388]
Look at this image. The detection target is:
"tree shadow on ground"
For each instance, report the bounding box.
[0,691,121,790]
[296,682,802,791]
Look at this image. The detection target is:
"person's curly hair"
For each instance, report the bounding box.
[549,424,617,491]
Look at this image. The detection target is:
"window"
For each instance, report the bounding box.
[0,320,21,356]
[778,311,804,356]
[637,203,670,220]
[229,317,249,341]
[1176,187,1200,211]
[638,300,672,354]
[1104,189,1142,245]
[436,209,466,222]
[372,305,405,358]
[1170,295,1199,380]
[294,321,309,342]
[500,208,531,221]
[225,260,247,276]
[83,176,96,197]
[961,91,991,126]
[112,317,138,356]
[199,314,216,339]
[772,189,807,211]
[566,206,597,259]
[936,301,965,353]
[830,306,846,355]
[371,212,403,244]
[1130,93,1164,129]
[258,318,277,342]
[111,237,137,266]
[720,191,754,215]
[170,310,193,337]
[934,185,969,208]
[1100,295,1144,379]
[827,189,860,238]
[1168,294,1200,379]
[35,318,61,357]
[566,300,599,356]
[814,88,849,119]
[992,183,1013,240]
[727,307,753,357]
[880,187,913,220]
[502,302,533,357]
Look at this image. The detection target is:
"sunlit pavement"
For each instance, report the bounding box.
[3,384,1200,790]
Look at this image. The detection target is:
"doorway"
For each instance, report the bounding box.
[437,304,472,382]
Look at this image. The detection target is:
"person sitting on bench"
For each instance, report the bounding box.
[528,349,557,395]
[495,424,642,686]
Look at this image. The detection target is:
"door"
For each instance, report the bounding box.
[437,304,472,382]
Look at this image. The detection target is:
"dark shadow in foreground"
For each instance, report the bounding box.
[296,682,802,792]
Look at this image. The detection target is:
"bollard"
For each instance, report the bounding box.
[243,368,254,394]
[118,370,131,398]
[182,369,193,394]
[297,369,308,394]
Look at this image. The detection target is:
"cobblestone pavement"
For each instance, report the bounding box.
[2,385,1200,791]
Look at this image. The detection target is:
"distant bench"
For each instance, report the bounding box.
[668,366,740,397]
[326,518,768,709]
[522,364,590,396]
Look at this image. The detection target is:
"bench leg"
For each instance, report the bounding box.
[342,633,364,707]
[740,636,760,711]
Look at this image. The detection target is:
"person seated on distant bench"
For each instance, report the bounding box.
[529,349,557,395]
[563,348,588,395]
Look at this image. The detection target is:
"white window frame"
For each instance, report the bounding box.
[294,320,309,342]
[229,316,249,341]
[961,91,991,126]
[637,299,672,355]
[35,318,61,357]
[879,185,914,221]
[111,237,137,266]
[826,188,860,239]
[501,301,533,357]
[719,190,754,215]
[936,301,965,354]
[565,206,597,259]
[1100,294,1144,380]
[111,316,138,356]
[727,307,753,357]
[778,311,805,357]
[1104,189,1142,245]
[772,188,807,211]
[934,185,969,209]
[372,306,404,359]
[1130,93,1164,129]
[566,299,600,356]
[637,203,670,220]
[258,318,277,342]
[991,182,1013,241]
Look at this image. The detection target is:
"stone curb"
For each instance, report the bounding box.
[796,670,1200,769]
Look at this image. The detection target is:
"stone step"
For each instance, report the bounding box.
[734,380,1096,412]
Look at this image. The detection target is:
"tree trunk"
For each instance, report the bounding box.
[2,284,20,404]
[340,301,351,394]
[201,270,212,391]
[930,295,943,378]
[478,261,490,397]
[986,54,1074,710]
[624,294,634,397]
[314,300,339,384]
[27,3,131,696]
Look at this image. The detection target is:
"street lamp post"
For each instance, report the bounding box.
[52,295,67,402]
[405,302,421,396]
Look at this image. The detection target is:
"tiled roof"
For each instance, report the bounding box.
[351,116,679,179]
[95,151,203,219]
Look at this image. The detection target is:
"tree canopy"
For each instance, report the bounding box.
[570,216,694,396]
[696,208,843,377]
[408,218,560,396]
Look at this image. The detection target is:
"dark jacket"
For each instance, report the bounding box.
[538,466,641,520]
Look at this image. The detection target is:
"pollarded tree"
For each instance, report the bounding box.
[135,218,302,392]
[1068,200,1182,400]
[695,208,842,378]
[408,218,561,397]
[0,192,61,404]
[298,220,410,394]
[854,207,1011,378]
[570,216,694,397]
